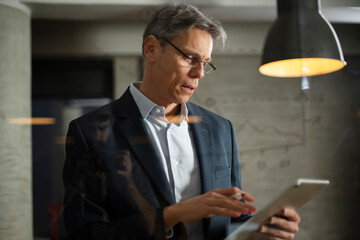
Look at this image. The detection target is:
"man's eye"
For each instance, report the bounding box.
[190,56,200,65]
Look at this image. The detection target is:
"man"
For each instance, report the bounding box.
[63,3,300,240]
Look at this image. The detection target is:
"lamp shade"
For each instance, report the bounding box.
[259,0,346,77]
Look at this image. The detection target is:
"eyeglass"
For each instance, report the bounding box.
[161,37,216,73]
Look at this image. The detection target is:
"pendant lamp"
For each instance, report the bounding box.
[259,0,346,78]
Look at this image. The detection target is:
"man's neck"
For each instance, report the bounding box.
[165,104,181,122]
[138,80,181,119]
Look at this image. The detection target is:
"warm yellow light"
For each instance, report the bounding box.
[7,117,56,125]
[55,136,68,144]
[259,58,346,77]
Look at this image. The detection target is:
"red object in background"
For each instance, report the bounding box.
[47,201,63,240]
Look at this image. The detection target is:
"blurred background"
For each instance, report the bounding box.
[0,0,359,239]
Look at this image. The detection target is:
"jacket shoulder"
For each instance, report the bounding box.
[73,88,138,125]
[187,102,230,124]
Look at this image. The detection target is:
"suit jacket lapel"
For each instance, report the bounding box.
[112,89,175,205]
[188,105,213,194]
[188,104,214,238]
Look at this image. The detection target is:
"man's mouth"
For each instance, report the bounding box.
[181,85,196,94]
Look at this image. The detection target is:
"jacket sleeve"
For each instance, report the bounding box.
[62,120,167,240]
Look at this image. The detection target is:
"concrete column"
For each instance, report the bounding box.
[0,1,32,239]
[113,56,142,99]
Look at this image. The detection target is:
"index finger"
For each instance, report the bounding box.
[213,188,256,202]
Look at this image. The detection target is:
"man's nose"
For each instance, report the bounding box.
[190,64,205,79]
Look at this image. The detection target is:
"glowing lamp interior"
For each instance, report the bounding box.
[259,58,345,77]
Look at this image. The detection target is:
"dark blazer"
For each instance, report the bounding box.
[63,88,249,240]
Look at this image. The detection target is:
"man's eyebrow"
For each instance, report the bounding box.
[187,51,211,62]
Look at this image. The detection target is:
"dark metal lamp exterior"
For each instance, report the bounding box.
[259,0,346,77]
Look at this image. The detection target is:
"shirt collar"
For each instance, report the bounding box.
[130,82,188,123]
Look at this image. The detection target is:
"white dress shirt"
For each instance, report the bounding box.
[130,82,203,240]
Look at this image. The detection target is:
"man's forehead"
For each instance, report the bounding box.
[176,29,213,57]
[173,29,213,47]
[175,28,212,40]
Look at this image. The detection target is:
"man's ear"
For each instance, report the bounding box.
[143,35,160,62]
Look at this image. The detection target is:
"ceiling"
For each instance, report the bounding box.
[20,0,360,23]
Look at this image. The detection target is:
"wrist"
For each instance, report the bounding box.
[163,204,180,232]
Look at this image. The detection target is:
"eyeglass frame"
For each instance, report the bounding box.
[157,37,216,73]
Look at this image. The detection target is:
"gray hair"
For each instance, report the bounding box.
[142,3,227,55]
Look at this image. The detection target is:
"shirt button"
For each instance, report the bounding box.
[155,108,161,113]
[178,194,182,201]
[174,159,179,166]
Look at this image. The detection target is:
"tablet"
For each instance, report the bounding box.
[225,178,330,240]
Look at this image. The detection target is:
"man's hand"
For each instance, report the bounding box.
[257,208,301,240]
[163,187,256,231]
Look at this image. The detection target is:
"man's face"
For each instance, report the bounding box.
[95,119,110,143]
[151,28,213,106]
